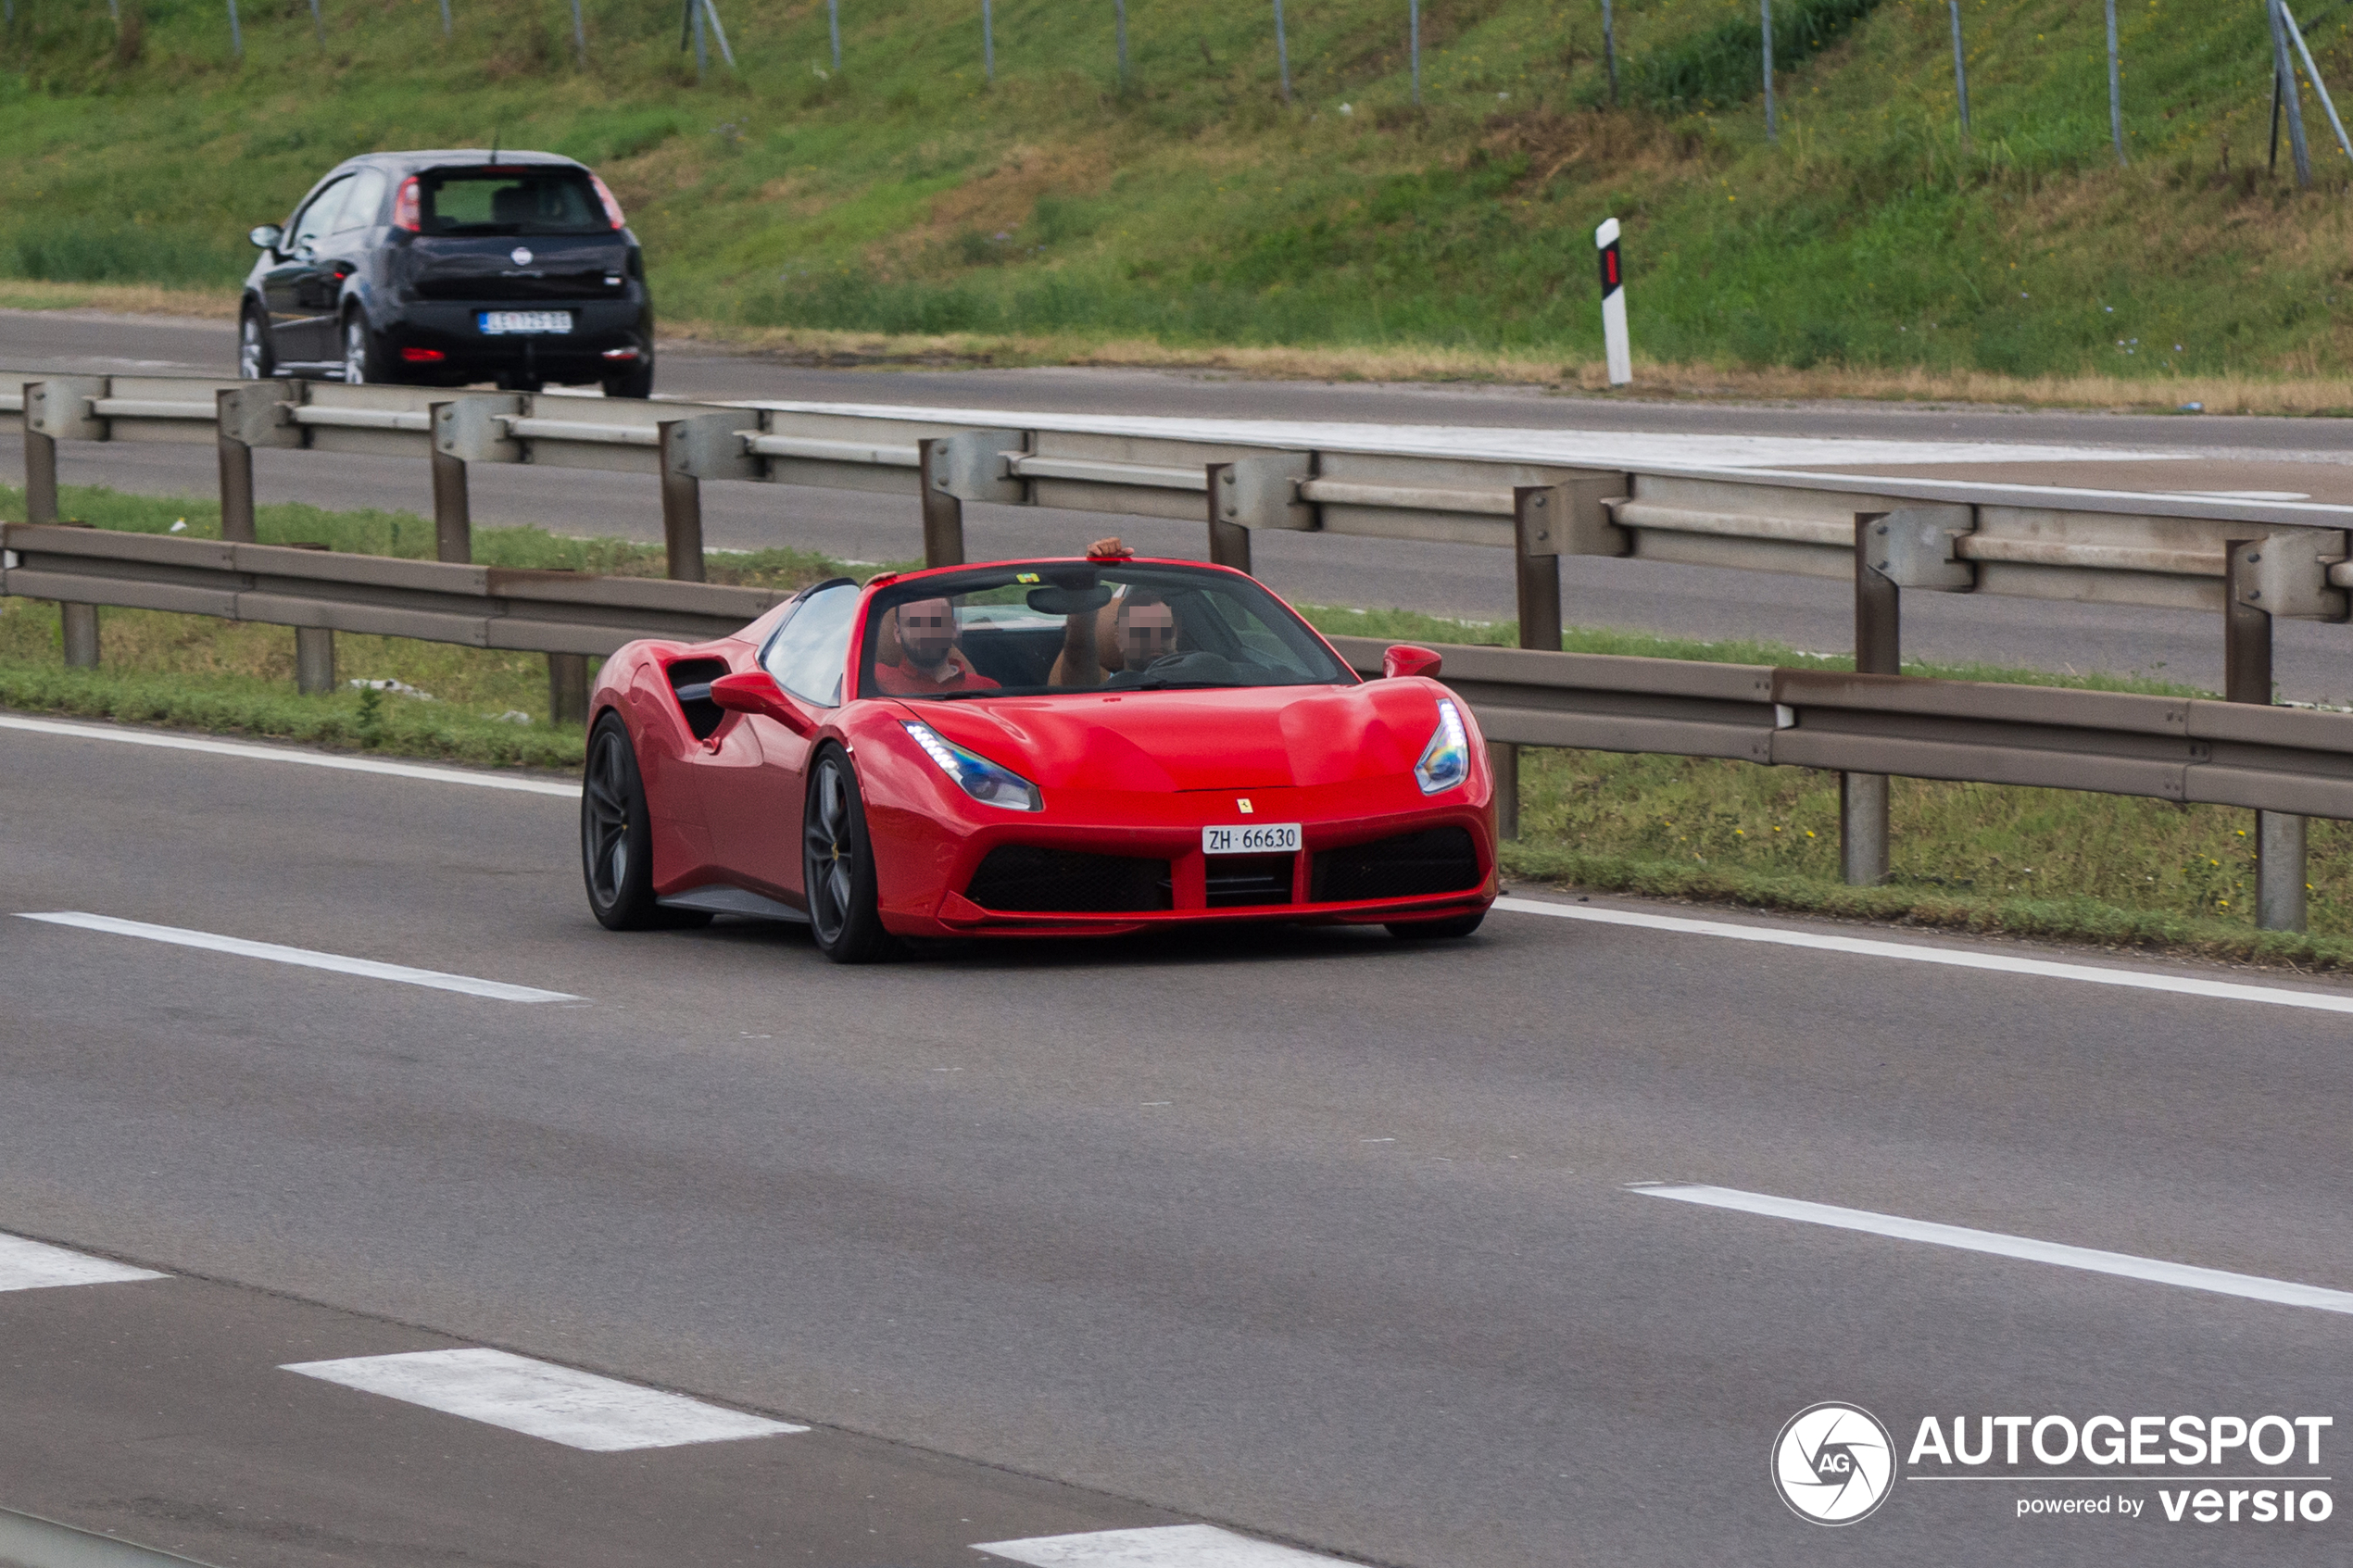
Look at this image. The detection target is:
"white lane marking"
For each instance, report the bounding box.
[279,1348,804,1451]
[975,1524,1352,1567]
[18,912,580,1004]
[0,1233,165,1293]
[0,714,580,798]
[1494,896,2353,1016]
[1633,1184,2353,1316]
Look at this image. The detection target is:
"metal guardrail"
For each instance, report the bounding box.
[9,520,2351,826]
[6,368,2342,933]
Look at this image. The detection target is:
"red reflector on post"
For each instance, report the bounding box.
[399,347,447,363]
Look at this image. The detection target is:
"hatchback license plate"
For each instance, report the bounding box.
[478,310,573,335]
[1203,822,1301,855]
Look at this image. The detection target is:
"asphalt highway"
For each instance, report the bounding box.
[6,310,2353,702]
[3,716,2349,1566]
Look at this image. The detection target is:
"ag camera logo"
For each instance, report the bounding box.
[1773,1402,1897,1524]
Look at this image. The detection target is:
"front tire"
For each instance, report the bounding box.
[802,746,896,963]
[239,307,274,380]
[582,711,709,932]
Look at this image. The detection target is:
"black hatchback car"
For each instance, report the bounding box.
[240,149,654,397]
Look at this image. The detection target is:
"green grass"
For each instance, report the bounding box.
[0,0,2347,380]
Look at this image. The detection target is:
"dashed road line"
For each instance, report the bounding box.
[1496,896,2353,1016]
[975,1524,1353,1567]
[17,913,581,1003]
[1632,1183,2353,1316]
[279,1348,805,1451]
[0,713,580,798]
[0,1233,165,1293]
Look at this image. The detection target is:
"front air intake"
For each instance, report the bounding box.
[1311,826,1480,902]
[966,846,1172,913]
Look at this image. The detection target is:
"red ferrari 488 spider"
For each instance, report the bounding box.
[581,553,1497,961]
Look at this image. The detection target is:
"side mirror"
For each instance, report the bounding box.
[709,671,816,736]
[248,224,283,252]
[1382,644,1443,681]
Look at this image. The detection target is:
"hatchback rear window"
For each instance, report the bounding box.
[418,169,607,235]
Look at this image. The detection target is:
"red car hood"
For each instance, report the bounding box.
[899,681,1444,792]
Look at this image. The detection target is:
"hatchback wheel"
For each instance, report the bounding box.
[342,313,382,385]
[239,309,273,380]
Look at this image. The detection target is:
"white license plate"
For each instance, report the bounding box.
[477,310,573,335]
[1202,822,1302,855]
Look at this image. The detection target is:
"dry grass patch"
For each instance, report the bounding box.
[0,280,234,319]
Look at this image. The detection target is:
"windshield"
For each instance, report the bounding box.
[417,168,607,235]
[858,562,1355,701]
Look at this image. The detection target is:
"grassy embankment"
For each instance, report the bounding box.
[6,485,2346,967]
[4,0,2353,404]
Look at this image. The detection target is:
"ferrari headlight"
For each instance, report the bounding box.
[901,721,1042,810]
[1415,698,1471,795]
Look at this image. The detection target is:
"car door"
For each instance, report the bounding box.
[699,583,862,902]
[315,167,389,336]
[265,177,350,363]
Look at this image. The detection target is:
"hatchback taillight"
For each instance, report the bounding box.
[391,176,421,232]
[589,173,626,231]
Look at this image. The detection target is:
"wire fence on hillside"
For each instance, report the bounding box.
[14,0,2353,187]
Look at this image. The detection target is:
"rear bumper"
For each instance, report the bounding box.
[380,298,651,375]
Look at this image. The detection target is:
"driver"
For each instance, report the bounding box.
[1050,537,1188,687]
[873,596,1000,695]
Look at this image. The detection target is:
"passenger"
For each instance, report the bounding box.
[1050,538,1185,687]
[872,597,1000,695]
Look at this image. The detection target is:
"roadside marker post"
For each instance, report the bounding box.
[1595,219,1630,386]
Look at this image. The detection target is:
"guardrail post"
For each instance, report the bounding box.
[2227,537,2305,932]
[548,653,589,726]
[1842,514,1904,885]
[428,405,471,563]
[285,542,336,696]
[61,602,100,668]
[918,430,1025,569]
[1205,453,1316,577]
[657,420,707,583]
[24,378,103,526]
[656,412,762,584]
[216,382,298,545]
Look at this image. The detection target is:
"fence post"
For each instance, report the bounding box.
[437,0,449,34]
[23,409,58,528]
[981,0,993,82]
[1205,469,1252,575]
[1114,0,1127,86]
[1761,0,1776,143]
[227,0,242,56]
[1272,0,1290,102]
[62,598,100,670]
[828,0,840,69]
[1497,476,1628,843]
[571,0,587,66]
[1948,0,1969,139]
[2227,538,2307,932]
[1409,0,1421,106]
[2103,0,2125,166]
[1601,0,1618,106]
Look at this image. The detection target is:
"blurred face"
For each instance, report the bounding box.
[899,598,955,667]
[1121,601,1176,669]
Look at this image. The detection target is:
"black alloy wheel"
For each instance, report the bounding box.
[582,711,709,931]
[239,308,274,380]
[802,746,895,963]
[1386,909,1487,940]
